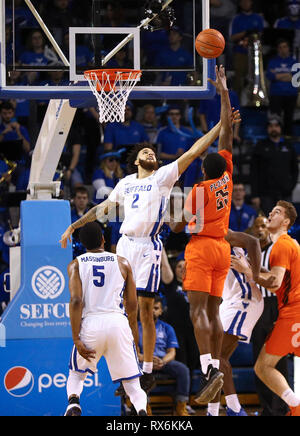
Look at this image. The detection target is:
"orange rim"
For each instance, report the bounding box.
[84,69,142,92]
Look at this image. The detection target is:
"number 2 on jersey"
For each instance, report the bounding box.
[93,265,105,287]
[131,193,139,208]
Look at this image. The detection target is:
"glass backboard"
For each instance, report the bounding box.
[0,0,216,105]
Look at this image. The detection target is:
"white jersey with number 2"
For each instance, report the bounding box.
[108,161,179,237]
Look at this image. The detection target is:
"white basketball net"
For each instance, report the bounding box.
[84,70,142,123]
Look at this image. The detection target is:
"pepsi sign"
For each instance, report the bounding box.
[4,366,34,397]
[0,338,120,416]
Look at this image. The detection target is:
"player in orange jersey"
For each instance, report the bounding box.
[170,66,244,404]
[250,201,300,416]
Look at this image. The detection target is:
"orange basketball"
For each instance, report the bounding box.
[195,29,225,59]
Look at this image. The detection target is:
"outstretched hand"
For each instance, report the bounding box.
[208,65,228,93]
[231,108,241,125]
[59,225,74,248]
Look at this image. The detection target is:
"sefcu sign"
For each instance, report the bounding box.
[4,264,71,338]
[0,201,120,416]
[20,265,70,328]
[0,200,73,341]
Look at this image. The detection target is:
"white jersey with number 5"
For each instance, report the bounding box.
[77,252,125,318]
[108,161,179,237]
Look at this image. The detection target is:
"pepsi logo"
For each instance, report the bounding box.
[4,366,34,397]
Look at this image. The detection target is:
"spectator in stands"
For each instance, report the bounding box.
[0,159,12,228]
[102,1,129,51]
[250,116,299,215]
[198,87,241,144]
[71,186,92,223]
[230,0,265,99]
[92,150,125,252]
[250,216,289,416]
[154,26,193,86]
[138,296,192,416]
[156,106,191,165]
[229,181,257,232]
[19,29,51,68]
[141,29,169,68]
[103,101,149,151]
[6,0,38,28]
[160,248,199,373]
[79,107,101,183]
[107,47,132,69]
[266,38,298,136]
[62,31,94,68]
[45,0,80,46]
[103,0,127,27]
[139,104,160,145]
[59,124,84,193]
[0,101,31,158]
[92,151,123,205]
[210,0,237,65]
[70,186,93,258]
[274,0,300,30]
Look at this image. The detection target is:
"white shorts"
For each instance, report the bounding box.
[69,313,142,383]
[117,234,162,297]
[220,297,264,344]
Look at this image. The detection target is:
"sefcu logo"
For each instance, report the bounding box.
[20,266,69,322]
[31,266,65,300]
[4,366,101,397]
[4,367,34,397]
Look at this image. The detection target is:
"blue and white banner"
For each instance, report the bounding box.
[0,338,120,416]
[1,200,73,340]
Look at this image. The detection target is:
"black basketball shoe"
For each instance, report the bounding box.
[194,365,224,405]
[140,373,156,393]
[64,396,82,416]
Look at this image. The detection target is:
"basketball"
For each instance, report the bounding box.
[195,29,225,59]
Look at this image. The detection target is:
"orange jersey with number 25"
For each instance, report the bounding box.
[185,150,233,238]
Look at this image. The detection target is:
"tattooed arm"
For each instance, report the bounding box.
[60,198,117,248]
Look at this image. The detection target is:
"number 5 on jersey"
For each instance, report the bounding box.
[93,265,105,287]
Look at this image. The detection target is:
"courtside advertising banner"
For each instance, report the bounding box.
[0,339,120,416]
[0,201,73,340]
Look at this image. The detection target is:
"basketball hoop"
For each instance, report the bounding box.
[84,69,142,123]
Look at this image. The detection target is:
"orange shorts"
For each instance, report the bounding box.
[265,316,300,357]
[183,236,231,298]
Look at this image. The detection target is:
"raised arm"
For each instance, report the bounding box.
[209,65,233,153]
[60,198,116,248]
[176,121,221,175]
[176,108,240,176]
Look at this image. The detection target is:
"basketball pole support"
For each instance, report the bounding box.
[27,99,76,200]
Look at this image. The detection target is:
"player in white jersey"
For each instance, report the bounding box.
[206,230,264,416]
[60,78,241,391]
[64,222,147,416]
